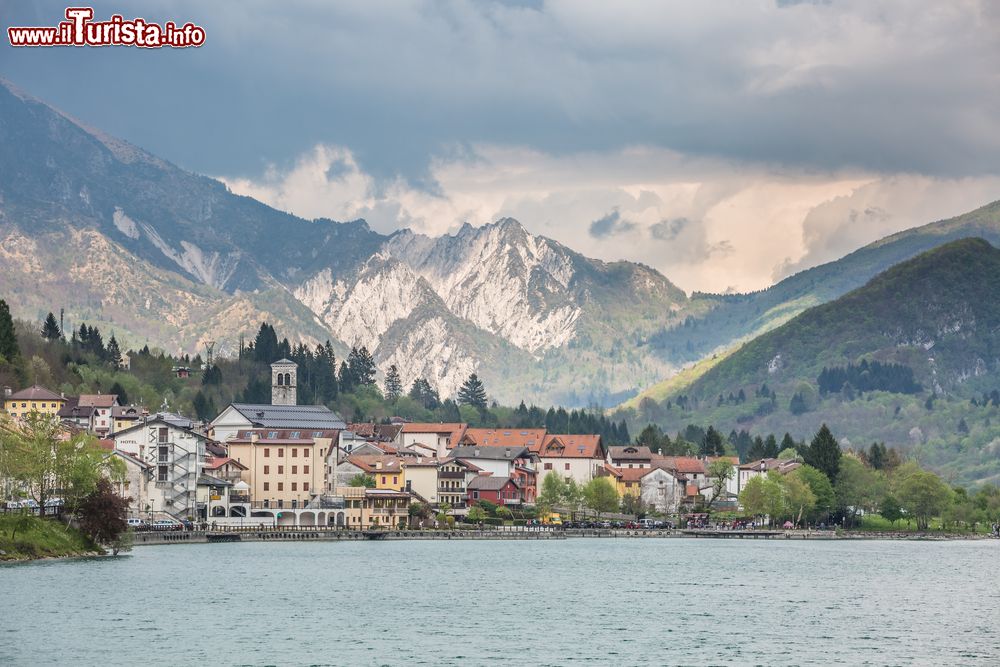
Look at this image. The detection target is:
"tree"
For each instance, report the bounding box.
[0,298,18,363]
[0,412,120,516]
[563,478,585,520]
[409,501,432,527]
[105,335,123,369]
[779,471,816,526]
[583,477,619,518]
[739,475,783,526]
[41,312,61,341]
[705,459,735,512]
[880,494,903,526]
[805,424,842,481]
[621,493,648,518]
[896,469,953,530]
[348,473,376,488]
[792,465,835,522]
[466,505,487,524]
[77,477,131,555]
[457,373,488,409]
[700,426,725,457]
[536,472,567,516]
[384,364,403,402]
[836,454,883,526]
[347,346,377,387]
[108,381,129,406]
[192,391,216,422]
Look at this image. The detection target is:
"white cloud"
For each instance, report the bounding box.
[223,142,1000,293]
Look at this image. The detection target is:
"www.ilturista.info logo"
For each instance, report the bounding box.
[7,7,205,48]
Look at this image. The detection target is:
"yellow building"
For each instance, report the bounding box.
[341,486,410,529]
[347,455,406,492]
[3,385,66,419]
[226,428,337,508]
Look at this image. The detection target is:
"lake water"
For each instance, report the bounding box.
[1,538,998,665]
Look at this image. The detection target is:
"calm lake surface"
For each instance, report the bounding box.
[1,539,998,666]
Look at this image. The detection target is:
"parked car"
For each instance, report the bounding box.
[126,518,148,530]
[152,520,182,531]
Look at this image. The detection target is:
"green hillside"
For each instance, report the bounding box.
[616,238,1000,486]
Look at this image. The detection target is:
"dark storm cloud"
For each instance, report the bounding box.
[589,210,636,238]
[2,0,998,183]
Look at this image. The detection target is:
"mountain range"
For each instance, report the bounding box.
[4,73,1000,454]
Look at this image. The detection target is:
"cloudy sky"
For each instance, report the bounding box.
[4,0,1000,292]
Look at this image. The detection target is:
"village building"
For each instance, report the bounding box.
[110,449,152,520]
[737,458,803,494]
[606,445,654,469]
[76,393,119,434]
[340,486,410,529]
[111,405,147,432]
[346,454,406,492]
[448,445,538,503]
[396,422,467,458]
[111,415,208,520]
[534,434,605,487]
[436,458,482,509]
[461,428,546,449]
[467,475,523,506]
[226,429,336,509]
[401,456,439,505]
[3,385,66,419]
[58,400,98,432]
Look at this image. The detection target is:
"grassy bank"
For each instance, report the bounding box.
[0,515,100,561]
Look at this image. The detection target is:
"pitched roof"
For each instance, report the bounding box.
[347,422,403,441]
[441,458,483,472]
[607,445,653,461]
[8,385,63,401]
[112,415,207,441]
[463,428,546,449]
[58,401,97,418]
[467,475,518,491]
[347,455,404,474]
[539,434,603,458]
[111,406,146,418]
[654,456,706,475]
[449,445,530,461]
[400,422,468,445]
[204,456,248,471]
[402,457,440,467]
[77,394,118,408]
[227,403,346,430]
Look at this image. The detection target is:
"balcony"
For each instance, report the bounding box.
[229,494,250,504]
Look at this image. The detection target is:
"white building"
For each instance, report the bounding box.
[396,423,467,458]
[535,434,605,488]
[111,415,207,520]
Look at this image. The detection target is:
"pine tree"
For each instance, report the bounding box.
[106,335,123,369]
[700,426,725,456]
[806,424,842,481]
[41,312,61,341]
[347,346,377,386]
[109,381,129,406]
[192,390,216,421]
[0,299,19,363]
[457,373,487,409]
[384,364,403,402]
[338,360,354,394]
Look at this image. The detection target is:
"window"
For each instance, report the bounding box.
[392,476,398,485]
[292,449,298,458]
[303,482,309,492]
[277,374,283,386]
[290,432,300,439]
[564,463,570,471]
[264,466,270,474]
[157,465,168,482]
[292,466,297,474]
[158,446,169,462]
[278,466,284,474]
[291,483,297,491]
[277,482,284,491]
[268,431,278,439]
[158,427,168,443]
[263,482,269,491]
[278,448,284,457]
[264,448,270,457]
[304,465,310,474]
[544,462,552,470]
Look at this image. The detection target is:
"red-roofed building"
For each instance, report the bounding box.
[536,433,605,487]
[462,428,547,450]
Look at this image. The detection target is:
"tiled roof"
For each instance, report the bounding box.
[607,446,653,461]
[463,428,546,448]
[77,394,118,408]
[348,455,403,474]
[539,434,603,458]
[467,475,518,491]
[449,445,530,461]
[8,385,63,401]
[402,422,466,434]
[228,404,347,430]
[204,456,248,471]
[654,456,706,475]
